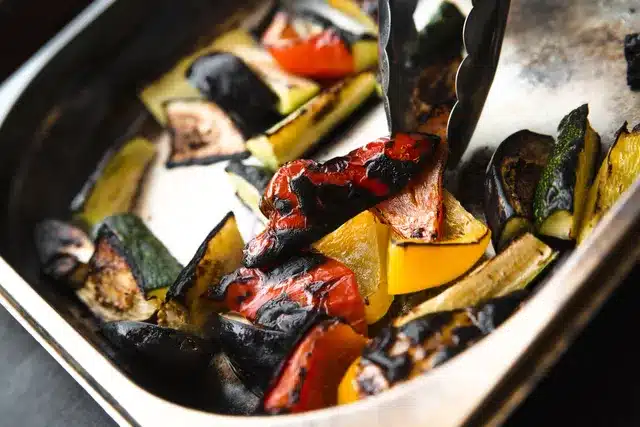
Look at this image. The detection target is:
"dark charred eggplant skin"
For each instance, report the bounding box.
[34,219,94,286]
[101,321,214,373]
[207,353,262,415]
[625,33,640,91]
[243,133,438,268]
[484,130,554,250]
[186,52,281,137]
[355,291,528,397]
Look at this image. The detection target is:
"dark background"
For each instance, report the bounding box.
[1,2,639,426]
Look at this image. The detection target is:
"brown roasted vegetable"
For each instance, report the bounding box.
[164,99,249,168]
[34,219,94,287]
[339,292,527,403]
[161,212,244,331]
[264,319,367,414]
[208,252,367,335]
[625,33,640,91]
[485,130,554,250]
[243,133,438,268]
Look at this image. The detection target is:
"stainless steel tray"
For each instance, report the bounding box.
[1,1,639,426]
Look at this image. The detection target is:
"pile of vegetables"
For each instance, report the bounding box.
[33,0,640,417]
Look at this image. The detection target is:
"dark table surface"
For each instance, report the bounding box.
[2,2,640,426]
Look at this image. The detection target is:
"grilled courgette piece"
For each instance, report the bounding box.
[34,219,94,288]
[534,104,601,240]
[224,160,274,222]
[164,99,249,168]
[246,71,377,170]
[77,214,182,321]
[71,137,156,232]
[161,213,244,331]
[396,232,556,326]
[485,130,554,250]
[579,122,640,243]
[338,291,527,402]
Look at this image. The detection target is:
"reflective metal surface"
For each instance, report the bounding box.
[0,1,639,426]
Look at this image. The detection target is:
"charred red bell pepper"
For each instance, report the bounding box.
[263,319,367,414]
[243,132,437,268]
[262,11,355,79]
[207,253,367,335]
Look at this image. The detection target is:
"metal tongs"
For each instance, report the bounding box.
[378,0,511,167]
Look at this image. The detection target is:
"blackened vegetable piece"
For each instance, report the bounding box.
[207,252,367,335]
[101,321,214,373]
[34,219,94,288]
[264,319,367,414]
[243,132,437,268]
[534,104,601,240]
[77,215,182,322]
[161,212,243,331]
[345,292,527,400]
[625,33,640,91]
[225,160,274,221]
[71,137,156,232]
[185,52,281,137]
[485,130,554,250]
[210,314,304,395]
[164,99,249,168]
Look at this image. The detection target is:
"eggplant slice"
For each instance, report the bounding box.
[34,219,94,287]
[485,130,554,250]
[186,52,282,137]
[164,99,249,168]
[625,33,640,91]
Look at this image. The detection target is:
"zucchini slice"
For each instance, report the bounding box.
[246,71,377,170]
[387,190,491,295]
[164,99,249,168]
[534,104,601,240]
[625,33,640,91]
[579,122,640,244]
[395,232,557,326]
[77,227,162,322]
[338,291,527,403]
[162,212,244,330]
[224,160,274,222]
[71,137,156,232]
[34,219,94,288]
[485,130,554,250]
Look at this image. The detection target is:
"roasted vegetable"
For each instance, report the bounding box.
[534,104,601,240]
[243,132,438,268]
[211,313,309,395]
[387,190,490,295]
[186,51,282,137]
[208,352,263,415]
[396,232,556,326]
[102,321,214,373]
[208,252,367,335]
[77,215,182,322]
[314,210,393,324]
[34,219,94,287]
[625,33,640,91]
[374,137,447,240]
[338,292,527,402]
[246,71,378,170]
[579,122,640,243]
[264,319,367,414]
[71,137,156,232]
[225,160,274,222]
[162,213,243,330]
[163,99,248,168]
[485,130,554,250]
[329,0,378,32]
